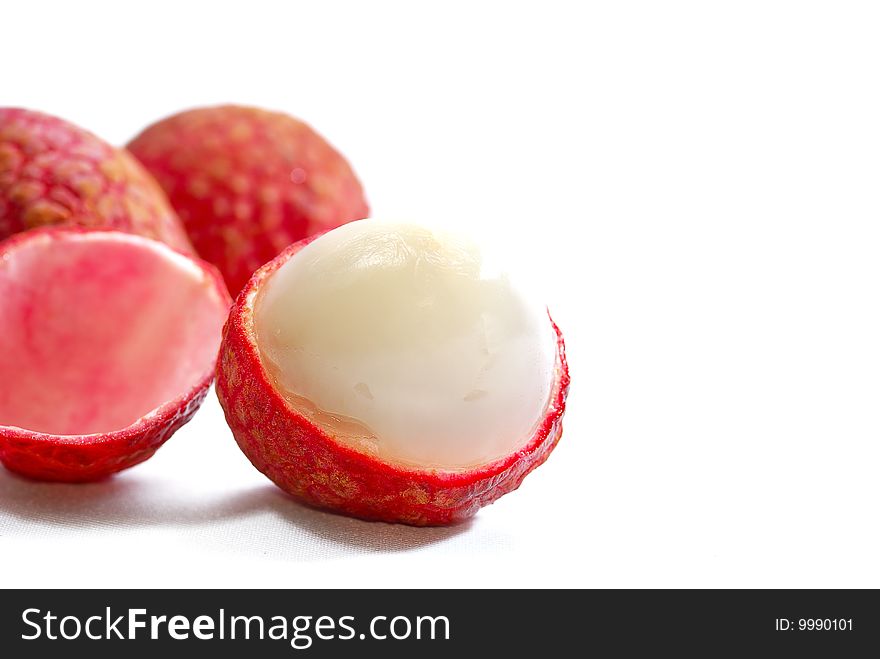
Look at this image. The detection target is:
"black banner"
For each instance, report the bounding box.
[0,589,876,656]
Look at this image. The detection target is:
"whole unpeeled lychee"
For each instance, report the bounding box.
[127,105,369,295]
[0,108,192,253]
[216,220,569,526]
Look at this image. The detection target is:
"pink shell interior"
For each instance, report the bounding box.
[0,231,228,436]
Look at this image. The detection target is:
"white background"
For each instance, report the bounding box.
[2,0,879,588]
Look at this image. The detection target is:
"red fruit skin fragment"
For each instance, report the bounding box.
[0,107,193,253]
[127,105,369,296]
[0,227,231,483]
[0,379,210,483]
[216,238,570,526]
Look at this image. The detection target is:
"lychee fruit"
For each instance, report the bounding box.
[127,105,369,296]
[0,227,230,482]
[216,220,569,526]
[0,108,192,253]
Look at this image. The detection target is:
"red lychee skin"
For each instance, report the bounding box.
[0,108,193,253]
[127,105,370,296]
[0,379,210,483]
[0,227,231,483]
[216,237,570,526]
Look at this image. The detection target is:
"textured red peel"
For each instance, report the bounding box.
[0,108,193,253]
[127,105,369,296]
[0,380,211,483]
[0,227,231,482]
[216,238,570,526]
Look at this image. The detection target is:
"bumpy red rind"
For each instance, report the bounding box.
[127,105,369,296]
[216,238,570,526]
[0,227,231,482]
[0,108,193,253]
[0,379,211,482]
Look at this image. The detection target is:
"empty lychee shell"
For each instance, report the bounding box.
[216,220,569,526]
[0,227,230,482]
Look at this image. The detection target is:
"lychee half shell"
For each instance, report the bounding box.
[216,220,569,526]
[127,105,369,296]
[0,227,231,482]
[0,108,193,253]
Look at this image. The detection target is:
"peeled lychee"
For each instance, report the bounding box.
[0,227,230,482]
[216,220,569,525]
[127,105,369,296]
[0,108,192,253]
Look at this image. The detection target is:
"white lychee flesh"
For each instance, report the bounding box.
[254,219,557,471]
